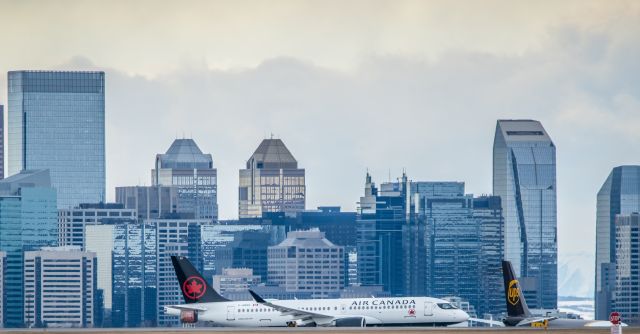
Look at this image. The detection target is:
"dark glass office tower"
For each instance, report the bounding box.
[8,71,105,208]
[493,120,557,309]
[595,166,640,319]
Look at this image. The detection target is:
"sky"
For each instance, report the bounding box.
[1,0,639,297]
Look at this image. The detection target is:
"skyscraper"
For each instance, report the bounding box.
[0,170,58,327]
[239,138,305,218]
[8,71,105,208]
[614,213,640,325]
[595,166,640,319]
[493,119,557,309]
[152,139,218,221]
[0,105,4,180]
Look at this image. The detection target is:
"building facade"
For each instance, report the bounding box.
[23,247,96,328]
[212,268,261,297]
[614,213,640,325]
[216,231,271,282]
[0,170,58,327]
[8,71,105,208]
[152,139,218,221]
[0,251,5,327]
[239,138,305,218]
[595,166,640,319]
[115,185,180,219]
[493,119,557,309]
[0,105,4,179]
[268,229,345,298]
[58,203,136,249]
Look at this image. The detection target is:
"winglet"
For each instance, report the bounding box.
[248,289,266,303]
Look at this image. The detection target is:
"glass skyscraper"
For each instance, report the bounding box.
[595,166,640,319]
[239,138,305,218]
[493,119,557,309]
[614,213,640,325]
[0,170,58,327]
[8,71,105,209]
[152,139,218,221]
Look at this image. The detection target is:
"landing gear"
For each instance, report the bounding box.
[286,321,297,327]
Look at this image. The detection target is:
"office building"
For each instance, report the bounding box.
[0,170,57,327]
[23,247,96,328]
[151,219,209,326]
[115,186,179,219]
[493,119,557,309]
[152,139,218,221]
[212,268,261,297]
[216,231,271,282]
[0,105,4,179]
[268,229,345,298]
[58,203,136,249]
[595,166,640,319]
[614,213,640,325]
[199,224,265,280]
[294,207,357,247]
[111,222,158,328]
[8,71,105,208]
[239,138,305,218]
[0,251,5,327]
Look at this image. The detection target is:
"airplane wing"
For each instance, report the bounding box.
[165,304,208,312]
[468,318,505,327]
[516,317,556,326]
[248,290,332,320]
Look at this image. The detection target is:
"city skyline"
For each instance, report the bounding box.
[1,1,639,300]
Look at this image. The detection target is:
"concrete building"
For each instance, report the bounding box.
[115,185,179,219]
[216,231,271,282]
[23,247,96,328]
[493,120,557,309]
[58,203,136,249]
[0,170,58,327]
[595,166,640,319]
[152,139,218,221]
[212,268,261,296]
[614,213,640,325]
[8,71,105,208]
[268,229,345,298]
[239,138,305,218]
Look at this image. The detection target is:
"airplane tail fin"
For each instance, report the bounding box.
[502,260,531,317]
[171,256,229,304]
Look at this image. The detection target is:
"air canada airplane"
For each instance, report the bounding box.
[472,260,625,328]
[165,256,469,327]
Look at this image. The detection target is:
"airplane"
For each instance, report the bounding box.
[165,256,470,327]
[471,260,626,328]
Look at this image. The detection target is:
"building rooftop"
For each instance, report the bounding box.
[496,119,553,143]
[156,139,213,169]
[275,229,338,248]
[247,138,298,169]
[0,169,51,195]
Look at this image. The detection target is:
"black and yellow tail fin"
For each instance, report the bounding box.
[171,256,229,304]
[502,260,531,317]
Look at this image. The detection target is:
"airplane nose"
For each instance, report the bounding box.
[457,310,469,323]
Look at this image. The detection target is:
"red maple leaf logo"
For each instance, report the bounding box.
[182,276,206,300]
[409,308,416,316]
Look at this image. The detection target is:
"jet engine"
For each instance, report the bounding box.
[180,310,198,323]
[331,317,366,327]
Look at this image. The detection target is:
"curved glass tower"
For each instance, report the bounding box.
[493,119,557,309]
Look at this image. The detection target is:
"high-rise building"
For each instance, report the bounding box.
[199,224,265,281]
[23,247,96,328]
[0,251,5,327]
[115,185,179,219]
[614,213,640,325]
[239,138,305,218]
[0,105,4,180]
[493,119,557,309]
[268,229,345,298]
[0,170,57,327]
[111,222,157,328]
[152,139,218,221]
[212,268,261,297]
[8,71,105,209]
[293,207,357,247]
[595,166,640,319]
[58,203,136,249]
[216,231,271,282]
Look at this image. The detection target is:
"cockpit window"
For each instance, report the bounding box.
[437,303,457,310]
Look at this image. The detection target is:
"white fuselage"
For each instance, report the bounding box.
[166,296,469,327]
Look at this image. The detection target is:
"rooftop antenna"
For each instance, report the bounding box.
[270,133,274,139]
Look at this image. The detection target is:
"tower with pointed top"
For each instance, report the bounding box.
[239,138,305,218]
[152,139,218,221]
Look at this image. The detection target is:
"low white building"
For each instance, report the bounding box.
[23,247,96,328]
[268,229,344,298]
[212,268,261,296]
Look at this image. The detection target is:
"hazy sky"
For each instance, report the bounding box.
[1,0,639,297]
